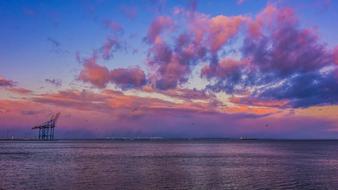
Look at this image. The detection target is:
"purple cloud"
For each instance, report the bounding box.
[110,68,146,89]
[202,5,338,108]
[145,16,174,44]
[103,20,124,33]
[101,37,124,60]
[0,76,15,87]
[145,8,246,90]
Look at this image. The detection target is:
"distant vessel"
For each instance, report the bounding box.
[240,136,257,140]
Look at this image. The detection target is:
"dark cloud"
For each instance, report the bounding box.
[47,37,60,47]
[201,58,249,94]
[258,71,338,108]
[45,78,62,87]
[47,37,70,54]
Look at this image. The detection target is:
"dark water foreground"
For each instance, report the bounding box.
[1,140,338,190]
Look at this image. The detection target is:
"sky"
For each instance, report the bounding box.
[1,0,338,139]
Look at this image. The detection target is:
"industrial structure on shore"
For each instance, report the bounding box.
[32,113,60,140]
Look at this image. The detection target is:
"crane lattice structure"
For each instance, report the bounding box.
[32,112,60,140]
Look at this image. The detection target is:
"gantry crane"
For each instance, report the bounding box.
[32,112,60,140]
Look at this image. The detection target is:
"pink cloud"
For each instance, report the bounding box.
[334,46,338,65]
[0,99,51,129]
[159,88,212,100]
[247,5,297,39]
[145,12,247,90]
[78,55,146,89]
[207,15,246,53]
[146,16,174,44]
[6,87,33,95]
[187,12,247,53]
[78,56,110,88]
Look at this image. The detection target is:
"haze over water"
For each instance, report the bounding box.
[1,140,338,190]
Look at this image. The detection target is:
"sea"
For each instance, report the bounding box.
[1,140,338,190]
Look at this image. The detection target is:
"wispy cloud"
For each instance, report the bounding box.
[6,87,33,95]
[0,76,16,87]
[45,78,62,87]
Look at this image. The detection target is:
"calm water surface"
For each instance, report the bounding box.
[1,140,338,190]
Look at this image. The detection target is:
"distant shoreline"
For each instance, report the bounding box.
[0,138,337,142]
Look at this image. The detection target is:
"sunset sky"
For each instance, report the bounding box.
[1,0,338,139]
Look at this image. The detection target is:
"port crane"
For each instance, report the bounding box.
[32,112,60,140]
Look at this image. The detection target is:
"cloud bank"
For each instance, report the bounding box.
[77,4,338,108]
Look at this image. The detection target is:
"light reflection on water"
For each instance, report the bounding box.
[1,140,338,190]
